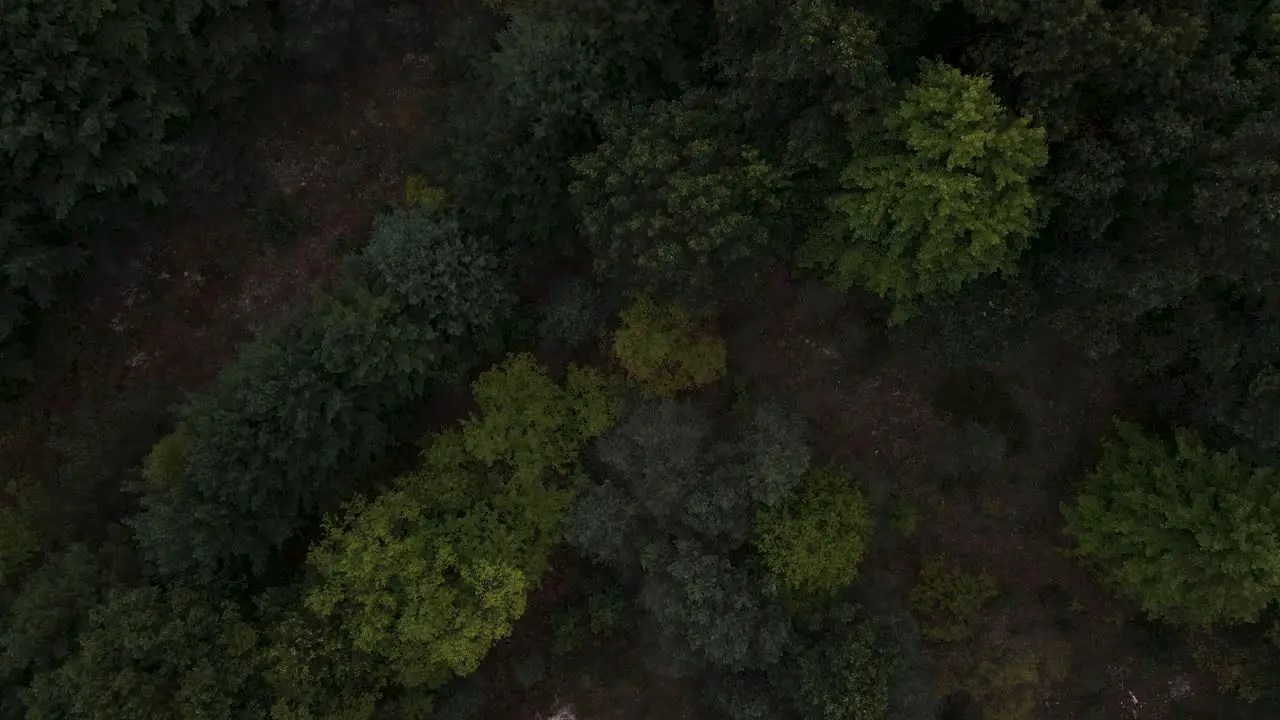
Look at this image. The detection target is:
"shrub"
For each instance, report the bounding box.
[539,279,603,348]
[0,481,37,585]
[132,208,513,581]
[612,296,726,397]
[551,608,590,655]
[909,556,998,642]
[1063,421,1280,625]
[799,61,1048,323]
[405,176,448,210]
[755,466,874,597]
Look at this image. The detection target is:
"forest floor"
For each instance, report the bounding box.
[0,15,1245,720]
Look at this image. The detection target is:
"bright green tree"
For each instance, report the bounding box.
[755,466,873,597]
[305,444,569,692]
[800,60,1048,322]
[1063,421,1280,625]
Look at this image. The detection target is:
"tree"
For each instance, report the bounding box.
[774,604,905,720]
[0,0,272,382]
[132,208,512,581]
[799,60,1048,322]
[612,296,727,397]
[571,89,789,305]
[23,586,269,720]
[755,466,874,598]
[429,0,704,259]
[640,538,794,672]
[1063,421,1280,625]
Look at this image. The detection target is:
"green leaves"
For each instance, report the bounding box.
[132,208,512,581]
[24,586,269,720]
[571,89,789,304]
[800,60,1048,322]
[461,353,622,480]
[612,296,727,397]
[755,466,873,598]
[1063,421,1280,625]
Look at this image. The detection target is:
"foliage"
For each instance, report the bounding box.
[305,464,565,691]
[0,541,143,706]
[571,89,788,305]
[405,175,448,210]
[799,60,1048,322]
[246,194,313,249]
[0,482,36,585]
[960,639,1071,720]
[24,585,268,720]
[430,0,703,259]
[461,353,621,479]
[909,556,998,642]
[641,538,794,672]
[0,0,272,375]
[539,278,604,348]
[755,466,874,597]
[551,607,589,655]
[1063,421,1280,625]
[132,208,512,581]
[259,600,387,720]
[140,426,192,493]
[612,296,727,397]
[776,604,905,720]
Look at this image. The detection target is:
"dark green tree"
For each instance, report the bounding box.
[571,89,788,305]
[430,0,705,259]
[132,208,512,581]
[22,586,269,720]
[0,0,272,380]
[1064,421,1280,625]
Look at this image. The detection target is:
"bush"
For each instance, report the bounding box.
[909,556,998,642]
[551,608,590,655]
[612,297,726,397]
[755,466,874,598]
[1063,421,1280,625]
[132,208,513,581]
[798,61,1048,323]
[140,427,193,493]
[539,279,603,349]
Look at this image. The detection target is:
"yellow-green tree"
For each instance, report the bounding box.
[755,466,873,598]
[612,296,726,397]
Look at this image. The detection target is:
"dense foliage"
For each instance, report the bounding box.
[800,60,1048,322]
[755,465,874,598]
[132,208,512,581]
[612,296,727,397]
[1064,422,1280,626]
[572,89,788,305]
[5,0,1280,717]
